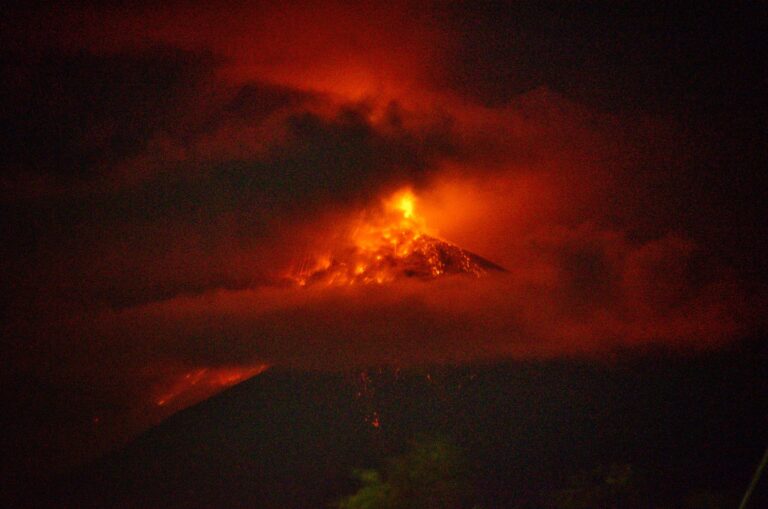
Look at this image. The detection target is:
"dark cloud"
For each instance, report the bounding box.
[442,3,766,114]
[224,82,314,122]
[265,106,453,203]
[441,2,767,282]
[2,95,459,315]
[0,46,216,184]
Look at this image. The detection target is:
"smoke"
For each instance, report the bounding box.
[67,224,745,370]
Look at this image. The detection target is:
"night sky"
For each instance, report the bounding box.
[1,0,766,498]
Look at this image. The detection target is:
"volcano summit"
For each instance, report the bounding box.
[287,189,506,286]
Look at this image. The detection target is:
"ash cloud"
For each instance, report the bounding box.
[74,228,747,373]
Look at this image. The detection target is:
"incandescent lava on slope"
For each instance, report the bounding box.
[154,364,269,409]
[287,188,506,287]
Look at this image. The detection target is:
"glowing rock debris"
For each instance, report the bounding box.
[288,188,505,286]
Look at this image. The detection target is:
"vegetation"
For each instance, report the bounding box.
[338,441,747,509]
[337,436,473,509]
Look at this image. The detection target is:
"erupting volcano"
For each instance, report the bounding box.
[287,189,506,286]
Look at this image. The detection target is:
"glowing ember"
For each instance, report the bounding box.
[289,188,505,286]
[155,364,269,408]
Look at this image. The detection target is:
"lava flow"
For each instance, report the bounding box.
[155,364,269,409]
[288,188,506,287]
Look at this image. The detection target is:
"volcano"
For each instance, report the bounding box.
[293,232,506,286]
[287,188,506,286]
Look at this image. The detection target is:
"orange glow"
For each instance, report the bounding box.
[155,364,268,408]
[287,187,504,287]
[43,3,448,107]
[392,189,416,219]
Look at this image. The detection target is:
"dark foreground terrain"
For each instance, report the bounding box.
[18,340,768,508]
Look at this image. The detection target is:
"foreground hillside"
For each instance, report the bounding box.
[29,341,768,508]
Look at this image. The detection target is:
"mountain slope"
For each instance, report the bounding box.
[39,343,768,509]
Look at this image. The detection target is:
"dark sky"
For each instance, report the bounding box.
[1,0,766,482]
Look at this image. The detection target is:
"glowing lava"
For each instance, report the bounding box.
[289,188,505,286]
[155,364,269,408]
